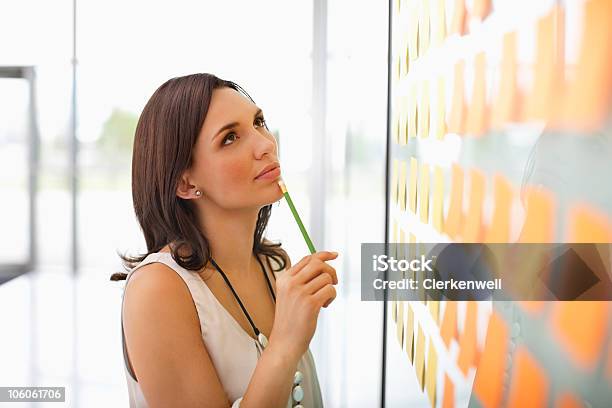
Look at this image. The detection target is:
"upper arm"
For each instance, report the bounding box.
[123,263,230,408]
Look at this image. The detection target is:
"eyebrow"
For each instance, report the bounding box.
[212,108,263,143]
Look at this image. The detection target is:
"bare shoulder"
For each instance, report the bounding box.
[123,262,230,408]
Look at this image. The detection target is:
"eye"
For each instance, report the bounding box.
[254,116,267,128]
[221,132,239,146]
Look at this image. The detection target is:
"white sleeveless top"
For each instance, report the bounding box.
[120,251,324,408]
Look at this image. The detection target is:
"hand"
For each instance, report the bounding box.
[268,251,339,360]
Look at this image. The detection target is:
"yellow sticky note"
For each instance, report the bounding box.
[418,80,431,138]
[407,82,418,139]
[418,0,431,55]
[392,218,399,243]
[391,159,399,205]
[443,164,464,239]
[426,337,438,408]
[430,0,446,46]
[433,76,447,140]
[398,107,407,146]
[428,300,440,323]
[407,1,419,61]
[398,160,407,211]
[432,165,444,232]
[415,324,427,390]
[405,303,415,362]
[409,158,419,213]
[396,301,405,348]
[419,163,430,224]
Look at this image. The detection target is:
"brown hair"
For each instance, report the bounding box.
[110,73,288,281]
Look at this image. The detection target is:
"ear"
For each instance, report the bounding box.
[176,171,199,200]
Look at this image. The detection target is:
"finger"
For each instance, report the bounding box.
[304,271,333,295]
[322,297,334,308]
[296,260,337,285]
[312,284,336,309]
[287,254,312,276]
[310,251,339,263]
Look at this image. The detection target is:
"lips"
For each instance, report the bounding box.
[255,163,280,179]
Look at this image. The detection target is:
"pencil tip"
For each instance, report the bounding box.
[278,178,287,193]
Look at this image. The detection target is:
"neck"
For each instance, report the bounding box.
[196,202,261,279]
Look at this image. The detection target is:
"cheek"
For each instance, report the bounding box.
[217,159,251,186]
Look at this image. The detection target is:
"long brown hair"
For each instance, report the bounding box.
[110,73,288,280]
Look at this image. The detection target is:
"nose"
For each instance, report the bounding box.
[252,129,277,160]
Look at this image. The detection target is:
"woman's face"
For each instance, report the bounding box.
[186,87,283,210]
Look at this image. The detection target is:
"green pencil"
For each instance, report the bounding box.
[278,178,316,254]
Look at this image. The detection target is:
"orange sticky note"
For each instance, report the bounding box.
[441,301,458,347]
[517,301,546,315]
[443,164,464,239]
[457,301,478,376]
[485,173,513,243]
[551,302,609,370]
[449,0,466,36]
[398,160,407,211]
[461,168,485,242]
[524,6,564,121]
[471,0,491,21]
[419,0,431,56]
[518,186,556,243]
[473,311,509,408]
[432,166,445,232]
[566,204,612,243]
[419,163,431,224]
[555,0,612,130]
[448,61,465,134]
[426,337,438,407]
[465,52,488,136]
[442,373,455,408]
[556,392,585,408]
[415,324,427,390]
[391,159,399,205]
[507,347,549,408]
[492,31,519,128]
[418,80,431,138]
[409,158,419,213]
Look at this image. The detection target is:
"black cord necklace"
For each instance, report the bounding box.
[208,255,276,341]
[209,254,306,406]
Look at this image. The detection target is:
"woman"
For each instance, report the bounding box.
[111,73,339,407]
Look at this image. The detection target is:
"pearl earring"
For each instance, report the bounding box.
[195,190,202,197]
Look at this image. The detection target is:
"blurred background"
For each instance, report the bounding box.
[3,0,612,407]
[0,0,387,406]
